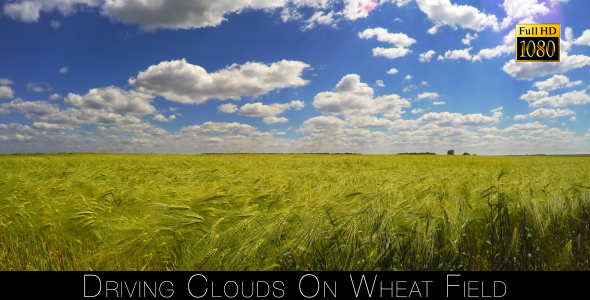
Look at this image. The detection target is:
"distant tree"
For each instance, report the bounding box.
[447,149,455,155]
[462,152,470,155]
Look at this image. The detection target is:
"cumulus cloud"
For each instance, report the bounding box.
[502,121,546,134]
[59,67,68,74]
[417,92,438,100]
[411,108,424,114]
[303,10,336,30]
[419,110,502,127]
[419,50,436,62]
[3,0,99,23]
[313,74,410,119]
[64,86,156,116]
[405,75,412,80]
[31,122,75,131]
[376,80,385,87]
[342,0,378,21]
[462,33,478,45]
[299,115,345,134]
[50,19,61,28]
[500,0,551,29]
[433,101,445,105]
[181,122,255,135]
[26,82,51,92]
[100,0,319,30]
[217,103,238,114]
[152,114,177,122]
[0,98,142,126]
[415,0,499,34]
[263,116,289,124]
[0,78,14,85]
[0,86,15,99]
[238,100,305,117]
[438,47,473,61]
[387,68,398,75]
[528,108,575,119]
[533,75,582,91]
[514,114,528,120]
[129,59,310,104]
[402,85,416,92]
[520,89,590,107]
[502,52,590,80]
[49,93,62,100]
[573,29,590,47]
[359,27,416,59]
[472,29,515,61]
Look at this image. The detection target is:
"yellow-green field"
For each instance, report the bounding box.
[1,153,590,271]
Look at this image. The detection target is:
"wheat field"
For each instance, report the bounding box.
[1,153,589,271]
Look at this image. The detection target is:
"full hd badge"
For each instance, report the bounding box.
[516,24,560,62]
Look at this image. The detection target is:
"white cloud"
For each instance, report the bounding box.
[313,74,410,119]
[438,47,473,61]
[359,28,415,59]
[433,101,445,105]
[50,19,62,28]
[405,75,412,80]
[502,52,590,80]
[419,50,436,62]
[500,0,551,29]
[181,122,255,135]
[462,33,478,45]
[0,98,142,126]
[100,0,330,30]
[0,86,15,99]
[490,107,503,113]
[303,10,335,30]
[3,0,99,23]
[342,0,378,21]
[280,6,303,22]
[376,80,385,87]
[502,121,546,134]
[263,116,289,124]
[64,86,156,116]
[238,100,304,117]
[417,92,438,100]
[59,67,68,74]
[528,108,575,119]
[299,116,345,134]
[152,114,176,122]
[419,111,502,127]
[0,78,14,85]
[26,82,51,92]
[289,100,305,110]
[421,81,428,86]
[472,29,515,61]
[520,89,590,107]
[570,116,576,122]
[573,29,590,47]
[514,114,528,120]
[402,85,417,92]
[533,75,582,91]
[129,59,310,104]
[31,122,74,131]
[217,103,238,114]
[415,0,499,34]
[411,108,424,114]
[387,68,398,75]
[49,93,62,100]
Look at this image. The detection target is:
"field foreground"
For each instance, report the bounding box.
[1,153,590,271]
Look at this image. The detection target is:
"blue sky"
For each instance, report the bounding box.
[0,0,589,154]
